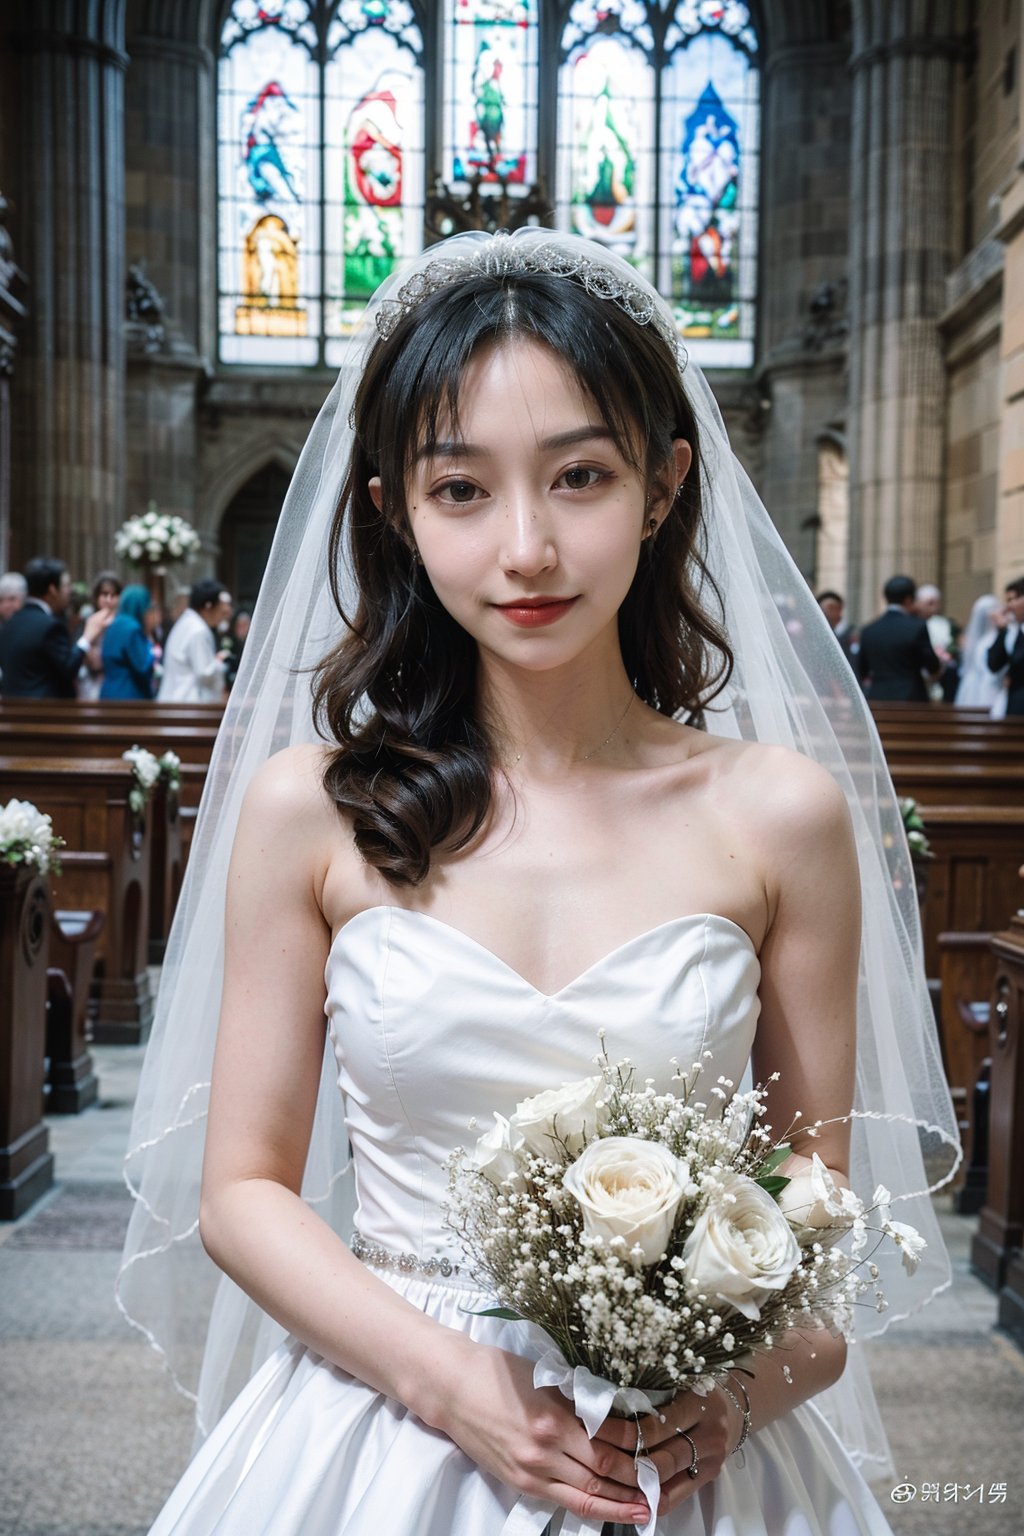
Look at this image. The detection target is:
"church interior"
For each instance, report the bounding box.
[1,3,1023,1533]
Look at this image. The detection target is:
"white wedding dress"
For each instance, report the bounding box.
[149,906,894,1535]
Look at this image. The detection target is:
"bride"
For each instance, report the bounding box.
[119,232,959,1534]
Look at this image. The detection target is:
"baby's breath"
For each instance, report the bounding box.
[445,1044,919,1397]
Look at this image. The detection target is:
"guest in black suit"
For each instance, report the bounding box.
[856,573,942,702]
[0,556,113,697]
[817,589,858,666]
[987,576,1024,716]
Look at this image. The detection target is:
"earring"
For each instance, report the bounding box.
[646,517,658,538]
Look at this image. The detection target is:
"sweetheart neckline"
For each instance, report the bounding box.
[327,906,758,1001]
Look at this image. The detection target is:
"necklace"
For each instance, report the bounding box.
[508,691,636,767]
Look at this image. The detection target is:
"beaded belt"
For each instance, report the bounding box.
[350,1232,461,1279]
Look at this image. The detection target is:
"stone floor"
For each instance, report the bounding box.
[1,1045,1022,1535]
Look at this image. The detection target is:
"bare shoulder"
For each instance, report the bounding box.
[690,733,853,852]
[236,742,338,850]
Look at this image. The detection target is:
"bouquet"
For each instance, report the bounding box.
[0,797,64,876]
[447,1042,924,1524]
[114,501,201,569]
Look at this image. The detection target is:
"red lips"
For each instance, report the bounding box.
[495,597,579,628]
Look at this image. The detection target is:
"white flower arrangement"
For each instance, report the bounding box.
[157,750,181,795]
[114,501,201,568]
[447,1043,925,1404]
[0,797,64,876]
[122,746,162,815]
[898,797,932,860]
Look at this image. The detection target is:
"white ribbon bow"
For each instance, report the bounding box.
[499,1348,665,1536]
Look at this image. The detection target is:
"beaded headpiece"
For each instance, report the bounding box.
[374,230,685,360]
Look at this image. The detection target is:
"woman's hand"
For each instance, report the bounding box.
[428,1338,652,1528]
[593,1385,744,1516]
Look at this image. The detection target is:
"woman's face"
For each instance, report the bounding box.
[96,584,120,614]
[382,338,690,677]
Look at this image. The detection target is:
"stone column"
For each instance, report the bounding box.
[992,5,1024,590]
[846,1,962,621]
[756,31,851,583]
[122,4,213,541]
[0,189,27,573]
[8,2,128,578]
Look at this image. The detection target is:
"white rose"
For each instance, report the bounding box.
[683,1173,801,1320]
[776,1153,861,1245]
[472,1113,526,1188]
[511,1075,606,1159]
[129,543,143,560]
[563,1136,689,1265]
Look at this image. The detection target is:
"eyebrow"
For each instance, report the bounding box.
[414,426,617,464]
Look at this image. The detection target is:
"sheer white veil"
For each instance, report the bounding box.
[117,229,960,1476]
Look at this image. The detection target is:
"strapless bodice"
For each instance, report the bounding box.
[324,906,761,1260]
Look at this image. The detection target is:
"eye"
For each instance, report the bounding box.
[558,465,607,491]
[434,478,481,505]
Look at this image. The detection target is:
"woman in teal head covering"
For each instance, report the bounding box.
[101,584,156,699]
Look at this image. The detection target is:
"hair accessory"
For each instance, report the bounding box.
[675,1427,699,1478]
[375,230,685,361]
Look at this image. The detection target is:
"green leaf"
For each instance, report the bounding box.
[760,1145,792,1176]
[459,1305,525,1321]
[757,1175,791,1197]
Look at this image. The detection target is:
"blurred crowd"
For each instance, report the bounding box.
[2,552,1021,720]
[0,557,251,702]
[816,573,1024,717]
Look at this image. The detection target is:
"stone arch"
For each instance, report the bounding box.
[202,439,301,531]
[208,445,300,609]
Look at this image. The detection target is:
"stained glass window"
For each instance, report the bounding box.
[556,0,759,368]
[557,4,657,278]
[662,1,759,366]
[443,2,539,191]
[218,0,425,366]
[325,3,425,362]
[218,1,760,369]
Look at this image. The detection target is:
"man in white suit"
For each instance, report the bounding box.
[157,579,231,702]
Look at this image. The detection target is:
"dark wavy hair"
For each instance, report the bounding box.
[312,269,733,886]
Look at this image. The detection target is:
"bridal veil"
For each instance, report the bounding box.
[117,229,961,1476]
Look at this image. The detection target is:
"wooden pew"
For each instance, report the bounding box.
[0,865,54,1218]
[0,716,215,942]
[937,931,993,1212]
[972,911,1024,1309]
[914,806,1024,977]
[149,776,182,963]
[888,761,1024,810]
[46,908,103,1113]
[0,698,223,726]
[0,757,154,1043]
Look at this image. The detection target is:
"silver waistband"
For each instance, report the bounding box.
[351,1232,461,1279]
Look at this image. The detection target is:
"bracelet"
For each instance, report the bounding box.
[720,1377,751,1456]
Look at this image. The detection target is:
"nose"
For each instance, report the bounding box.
[497,489,557,579]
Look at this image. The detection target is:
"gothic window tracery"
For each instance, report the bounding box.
[216,0,759,368]
[218,0,424,365]
[443,1,539,192]
[557,0,759,368]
